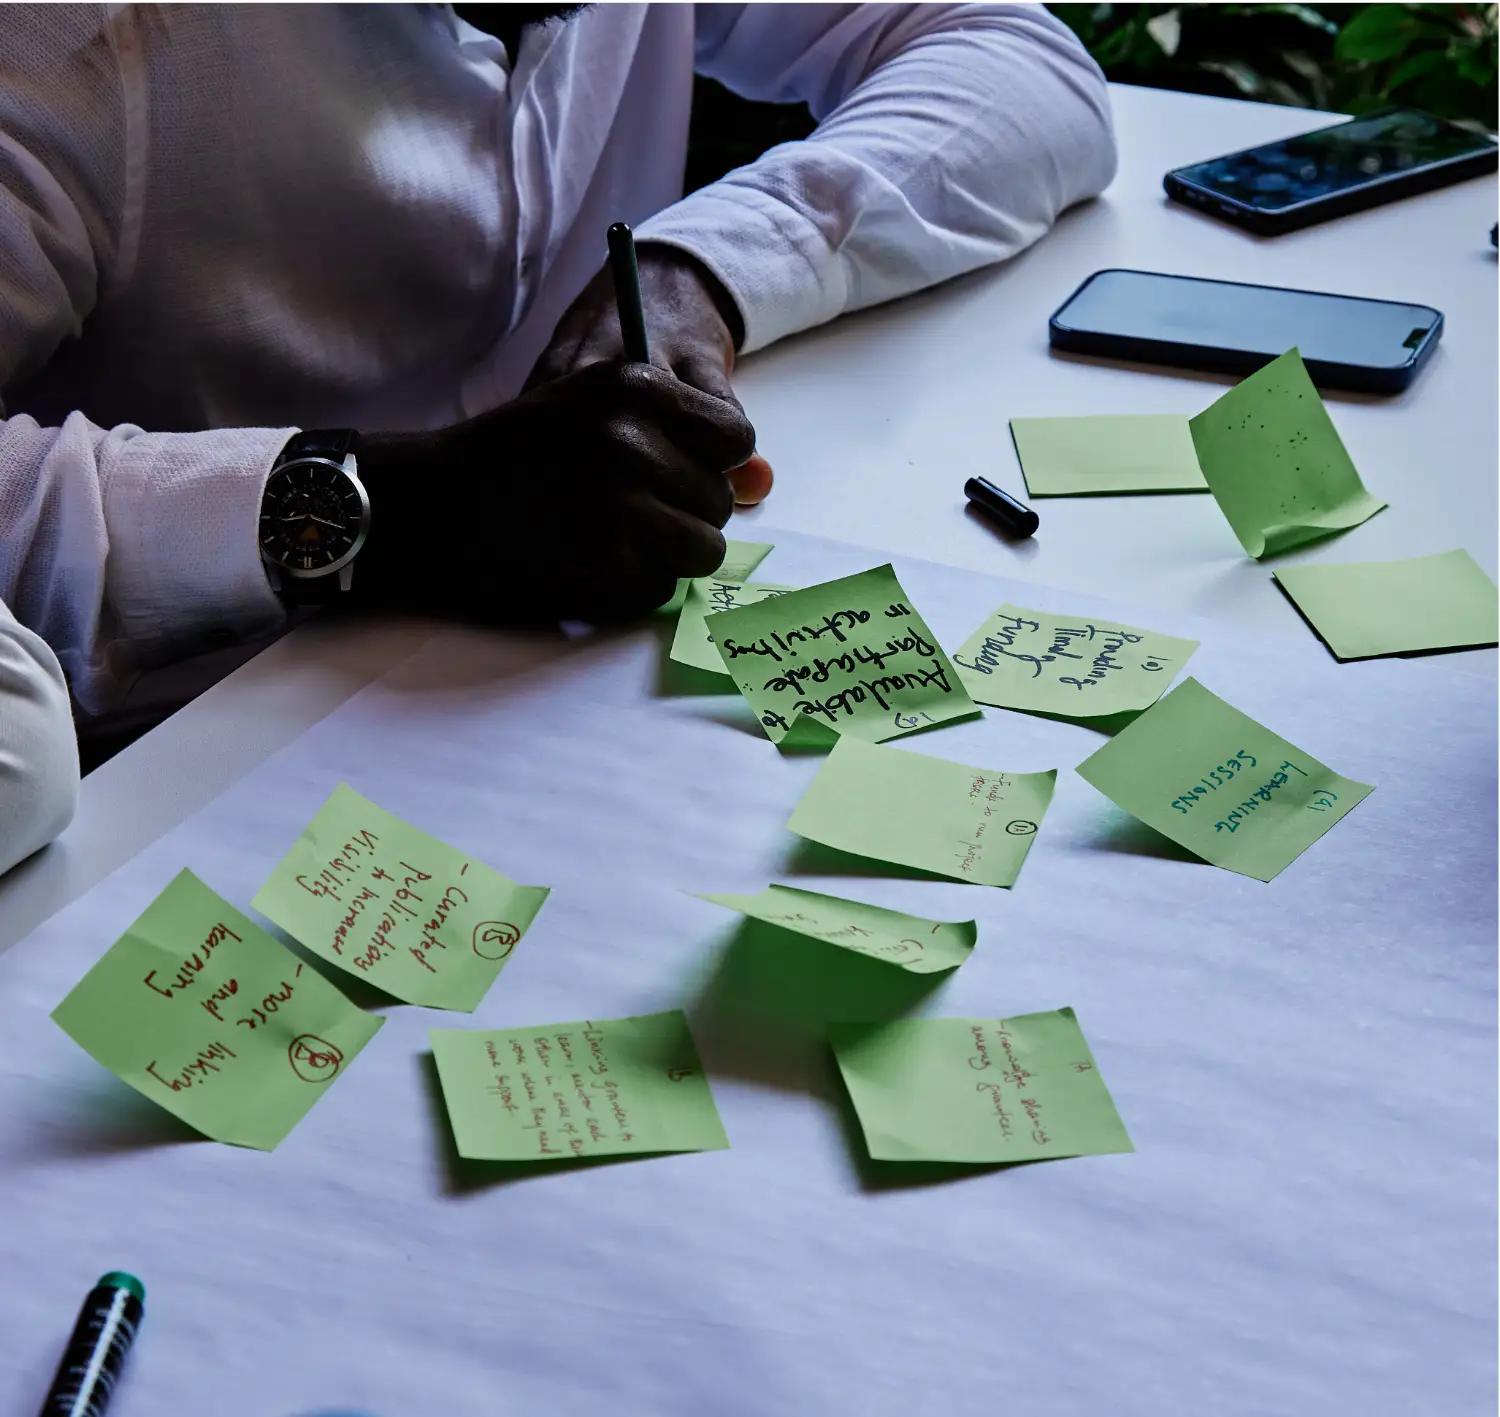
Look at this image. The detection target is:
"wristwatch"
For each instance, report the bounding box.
[258,429,371,603]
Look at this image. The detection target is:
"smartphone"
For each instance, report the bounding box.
[1164,107,1498,236]
[1048,269,1442,394]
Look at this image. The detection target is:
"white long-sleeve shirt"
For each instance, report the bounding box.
[0,594,78,873]
[0,3,1114,715]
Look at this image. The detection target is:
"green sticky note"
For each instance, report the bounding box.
[952,602,1198,718]
[660,540,775,615]
[430,1011,729,1162]
[1009,414,1206,496]
[51,869,382,1151]
[705,564,979,745]
[1274,549,1499,660]
[788,737,1055,887]
[252,784,549,1012]
[670,578,797,676]
[716,539,775,582]
[1188,348,1387,558]
[831,1010,1133,1163]
[696,884,976,974]
[1076,677,1373,881]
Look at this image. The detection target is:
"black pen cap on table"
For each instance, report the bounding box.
[965,476,1039,538]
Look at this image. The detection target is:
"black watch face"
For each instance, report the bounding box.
[260,460,365,572]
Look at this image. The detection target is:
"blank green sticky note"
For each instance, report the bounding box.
[1009,415,1206,496]
[788,736,1055,887]
[430,1011,729,1162]
[1076,677,1373,881]
[716,539,775,582]
[831,1010,1133,1163]
[705,564,979,746]
[1274,549,1499,660]
[670,578,797,676]
[51,869,382,1151]
[1189,348,1387,558]
[952,602,1198,718]
[660,540,775,615]
[253,784,549,1012]
[697,884,976,974]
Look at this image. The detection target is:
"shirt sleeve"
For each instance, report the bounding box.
[635,3,1116,353]
[0,9,290,716]
[0,593,79,876]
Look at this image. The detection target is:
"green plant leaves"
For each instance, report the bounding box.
[1046,2,1497,131]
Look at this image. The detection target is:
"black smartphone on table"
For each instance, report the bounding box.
[1048,269,1442,394]
[1165,107,1497,236]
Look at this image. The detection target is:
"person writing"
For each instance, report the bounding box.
[0,3,1115,727]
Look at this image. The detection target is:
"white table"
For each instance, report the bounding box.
[3,81,1495,955]
[2,533,1493,1416]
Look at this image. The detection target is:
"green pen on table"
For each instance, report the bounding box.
[39,1272,145,1417]
[607,221,651,364]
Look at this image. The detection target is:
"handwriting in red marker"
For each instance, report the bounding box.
[666,1068,695,1082]
[471,921,521,960]
[288,1034,344,1082]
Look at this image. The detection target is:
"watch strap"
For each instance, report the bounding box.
[276,428,359,466]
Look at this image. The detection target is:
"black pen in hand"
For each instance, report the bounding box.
[607,222,650,364]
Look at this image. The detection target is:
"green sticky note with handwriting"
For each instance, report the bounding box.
[696,884,976,974]
[430,1011,729,1162]
[253,784,549,1012]
[788,737,1055,887]
[705,564,979,745]
[831,1010,1133,1163]
[671,578,797,676]
[1076,677,1373,881]
[952,602,1198,718]
[1189,349,1386,558]
[1274,549,1499,660]
[660,540,775,616]
[1010,414,1206,496]
[51,869,382,1151]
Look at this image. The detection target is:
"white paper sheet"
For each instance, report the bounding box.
[1,532,1493,1417]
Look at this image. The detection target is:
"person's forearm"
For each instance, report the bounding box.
[0,412,291,714]
[640,4,1115,353]
[0,597,78,874]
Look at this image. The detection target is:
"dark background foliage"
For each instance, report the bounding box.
[684,3,1498,192]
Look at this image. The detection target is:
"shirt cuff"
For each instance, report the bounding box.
[101,425,294,678]
[635,178,849,356]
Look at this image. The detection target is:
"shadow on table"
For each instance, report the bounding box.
[963,501,1041,563]
[1078,806,1203,865]
[37,1075,203,1157]
[685,918,946,1099]
[780,836,952,883]
[418,1054,671,1195]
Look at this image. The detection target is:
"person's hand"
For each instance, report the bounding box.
[353,359,756,624]
[524,244,774,507]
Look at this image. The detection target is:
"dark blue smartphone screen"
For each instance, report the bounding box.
[1175,109,1495,211]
